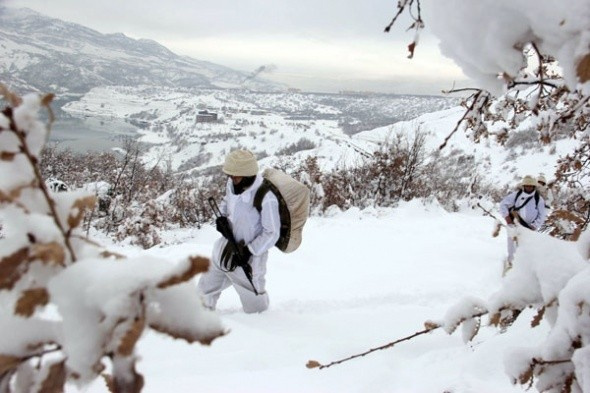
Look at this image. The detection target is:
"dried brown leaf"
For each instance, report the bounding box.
[500,72,515,84]
[424,321,440,331]
[407,41,416,59]
[15,288,49,317]
[40,93,55,107]
[576,53,590,83]
[0,84,22,107]
[563,373,574,393]
[149,320,225,346]
[67,196,96,230]
[30,242,65,266]
[0,190,12,203]
[531,306,545,328]
[489,312,501,327]
[306,360,321,369]
[0,354,21,374]
[117,316,145,357]
[38,360,66,393]
[112,362,144,393]
[0,247,30,290]
[102,374,115,393]
[157,256,209,289]
[0,152,16,161]
[518,363,534,385]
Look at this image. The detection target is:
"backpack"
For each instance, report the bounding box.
[253,168,310,253]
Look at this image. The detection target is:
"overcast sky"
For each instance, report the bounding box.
[5,0,470,95]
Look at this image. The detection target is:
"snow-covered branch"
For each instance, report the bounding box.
[0,87,224,392]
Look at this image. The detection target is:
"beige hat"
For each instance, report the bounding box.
[222,149,258,176]
[537,174,547,184]
[521,175,537,187]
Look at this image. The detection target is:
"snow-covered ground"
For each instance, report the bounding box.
[73,200,554,393]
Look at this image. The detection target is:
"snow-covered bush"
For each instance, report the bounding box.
[41,142,222,247]
[0,87,224,392]
[309,130,487,212]
[276,138,317,156]
[435,228,590,392]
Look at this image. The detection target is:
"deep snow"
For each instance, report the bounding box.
[74,200,553,393]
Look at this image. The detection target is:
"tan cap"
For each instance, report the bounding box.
[222,149,258,176]
[537,174,547,184]
[521,175,537,187]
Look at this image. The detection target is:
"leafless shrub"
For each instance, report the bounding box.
[318,130,435,211]
[276,138,317,156]
[41,137,222,248]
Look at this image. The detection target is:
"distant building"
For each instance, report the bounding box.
[250,110,267,116]
[196,110,218,123]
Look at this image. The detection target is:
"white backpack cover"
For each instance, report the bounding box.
[254,168,310,253]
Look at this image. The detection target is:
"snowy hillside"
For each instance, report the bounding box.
[2,87,587,393]
[0,7,282,95]
[59,83,574,190]
[69,200,578,393]
[353,108,579,188]
[60,86,457,173]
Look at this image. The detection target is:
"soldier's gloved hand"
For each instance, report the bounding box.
[215,216,232,239]
[238,241,252,265]
[231,240,252,268]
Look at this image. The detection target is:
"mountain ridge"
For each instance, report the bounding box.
[0,6,283,95]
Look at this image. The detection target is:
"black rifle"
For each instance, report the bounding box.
[208,197,258,295]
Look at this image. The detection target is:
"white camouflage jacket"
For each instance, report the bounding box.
[220,174,281,256]
[499,190,547,230]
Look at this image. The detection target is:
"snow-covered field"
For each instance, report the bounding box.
[74,200,554,393]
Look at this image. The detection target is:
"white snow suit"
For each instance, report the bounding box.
[499,189,547,261]
[197,174,280,313]
[537,184,555,209]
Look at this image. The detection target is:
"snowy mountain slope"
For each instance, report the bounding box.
[350,106,578,190]
[59,85,458,174]
[73,201,558,393]
[0,7,282,94]
[60,82,568,191]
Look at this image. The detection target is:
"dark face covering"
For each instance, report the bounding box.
[232,176,256,195]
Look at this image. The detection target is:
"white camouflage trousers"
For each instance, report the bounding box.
[197,238,269,313]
